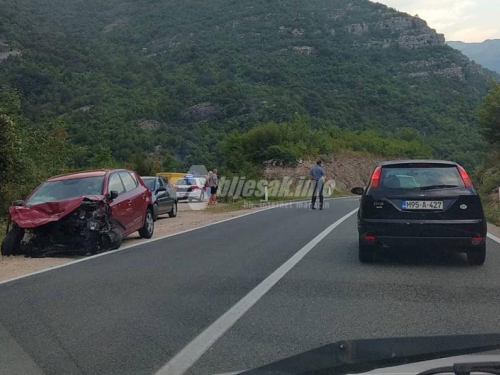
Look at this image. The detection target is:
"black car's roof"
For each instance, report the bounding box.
[379,160,458,167]
[141,176,158,179]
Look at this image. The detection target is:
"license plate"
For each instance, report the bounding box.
[87,220,99,231]
[402,200,443,210]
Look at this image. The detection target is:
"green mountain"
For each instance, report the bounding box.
[0,0,494,170]
[448,40,500,74]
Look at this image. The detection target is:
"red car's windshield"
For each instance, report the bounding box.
[25,177,105,206]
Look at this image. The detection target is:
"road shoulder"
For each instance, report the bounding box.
[0,207,259,282]
[488,222,500,241]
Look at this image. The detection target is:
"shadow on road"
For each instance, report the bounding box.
[372,248,469,268]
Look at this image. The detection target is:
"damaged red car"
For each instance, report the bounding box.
[1,169,155,257]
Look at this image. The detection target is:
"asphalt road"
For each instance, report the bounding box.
[1,197,500,375]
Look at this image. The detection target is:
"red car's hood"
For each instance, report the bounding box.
[9,195,106,229]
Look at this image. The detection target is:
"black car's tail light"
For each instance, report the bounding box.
[457,165,473,188]
[472,236,484,245]
[364,235,377,243]
[370,167,382,189]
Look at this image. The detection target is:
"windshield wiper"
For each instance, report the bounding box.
[420,185,459,191]
[418,361,500,375]
[238,334,500,375]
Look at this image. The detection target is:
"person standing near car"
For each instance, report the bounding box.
[203,171,212,201]
[208,169,219,205]
[310,160,327,210]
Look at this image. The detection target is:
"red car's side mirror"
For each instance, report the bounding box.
[11,200,24,206]
[106,191,119,200]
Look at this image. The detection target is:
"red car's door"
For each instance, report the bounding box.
[119,171,148,232]
[106,172,132,233]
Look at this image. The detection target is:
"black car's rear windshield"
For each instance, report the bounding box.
[379,164,464,190]
[142,178,156,191]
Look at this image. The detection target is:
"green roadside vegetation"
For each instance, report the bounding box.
[0,219,6,244]
[219,115,432,178]
[474,82,500,225]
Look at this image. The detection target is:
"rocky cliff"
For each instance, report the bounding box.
[263,152,386,191]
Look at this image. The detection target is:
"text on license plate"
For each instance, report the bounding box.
[402,200,443,210]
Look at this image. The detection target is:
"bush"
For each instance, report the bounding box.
[220,116,432,175]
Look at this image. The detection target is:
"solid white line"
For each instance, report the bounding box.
[487,233,500,244]
[0,197,359,286]
[155,208,359,375]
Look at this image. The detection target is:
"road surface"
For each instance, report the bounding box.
[1,197,500,375]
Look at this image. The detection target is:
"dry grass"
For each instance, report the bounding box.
[202,201,251,214]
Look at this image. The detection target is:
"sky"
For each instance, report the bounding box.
[375,0,500,42]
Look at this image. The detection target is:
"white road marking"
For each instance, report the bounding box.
[487,233,500,244]
[156,208,359,375]
[0,197,358,286]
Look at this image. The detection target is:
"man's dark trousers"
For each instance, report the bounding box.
[312,179,324,209]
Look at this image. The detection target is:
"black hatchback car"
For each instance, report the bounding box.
[351,160,487,265]
[141,176,178,221]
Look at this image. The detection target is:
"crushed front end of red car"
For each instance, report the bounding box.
[2,196,124,257]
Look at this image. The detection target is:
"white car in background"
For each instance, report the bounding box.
[175,175,206,202]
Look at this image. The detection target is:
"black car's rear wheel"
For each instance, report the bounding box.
[1,224,24,256]
[168,202,178,218]
[359,239,375,263]
[138,209,155,239]
[467,245,486,266]
[153,203,159,221]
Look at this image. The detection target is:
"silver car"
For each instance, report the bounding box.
[175,177,206,202]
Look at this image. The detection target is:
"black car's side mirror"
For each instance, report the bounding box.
[107,190,119,200]
[12,200,24,206]
[351,187,364,196]
[157,186,167,193]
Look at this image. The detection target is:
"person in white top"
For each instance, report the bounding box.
[208,169,218,205]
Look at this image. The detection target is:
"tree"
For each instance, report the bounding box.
[162,154,178,171]
[0,88,21,115]
[150,156,162,175]
[477,81,500,147]
[0,88,21,187]
[90,146,119,169]
[130,154,153,176]
[0,115,19,189]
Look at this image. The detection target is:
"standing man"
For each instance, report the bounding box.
[310,160,326,210]
[208,168,219,205]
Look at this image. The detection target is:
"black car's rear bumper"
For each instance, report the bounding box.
[359,218,487,251]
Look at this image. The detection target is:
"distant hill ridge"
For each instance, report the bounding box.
[448,39,500,74]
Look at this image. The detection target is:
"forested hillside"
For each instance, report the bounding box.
[0,0,494,176]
